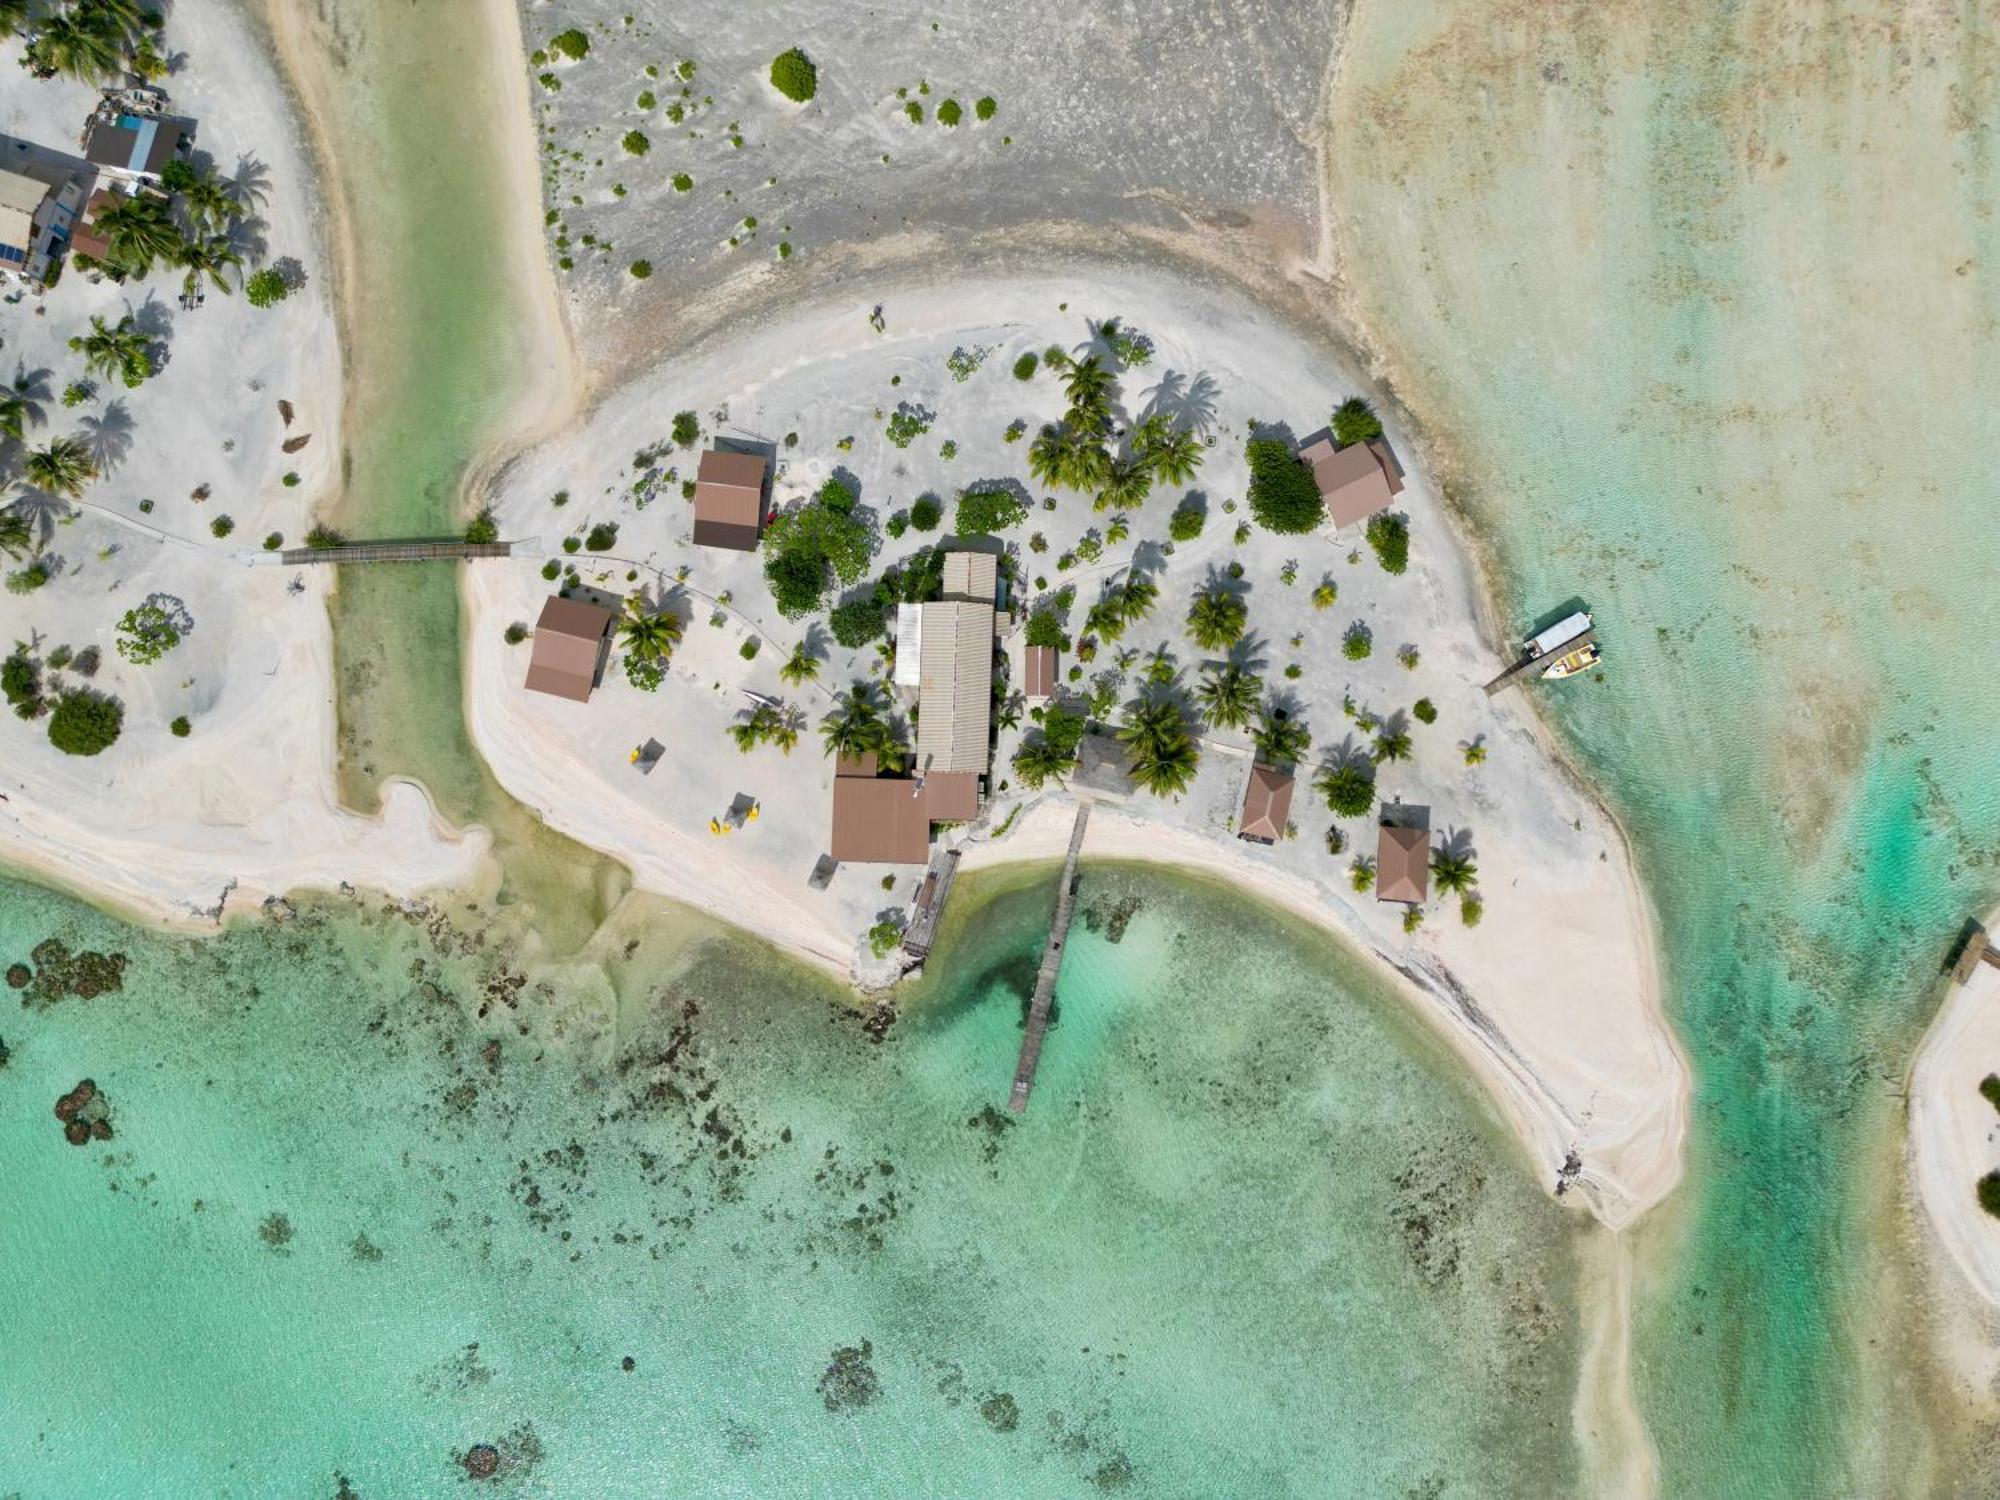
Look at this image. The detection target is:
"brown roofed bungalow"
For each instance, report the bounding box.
[830,774,933,864]
[1237,763,1294,844]
[523,595,616,703]
[1376,822,1431,904]
[1299,430,1404,530]
[692,449,768,551]
[1023,644,1057,702]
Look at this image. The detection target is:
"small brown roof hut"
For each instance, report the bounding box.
[1237,764,1294,844]
[1023,645,1057,702]
[1376,822,1431,904]
[692,450,768,551]
[524,595,616,703]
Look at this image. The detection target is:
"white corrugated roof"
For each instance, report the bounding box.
[0,170,48,217]
[914,600,994,774]
[942,550,997,603]
[894,603,923,688]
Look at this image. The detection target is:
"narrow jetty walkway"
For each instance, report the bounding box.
[1483,627,1596,695]
[276,540,514,566]
[1008,802,1091,1113]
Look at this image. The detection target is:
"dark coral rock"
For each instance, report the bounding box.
[461,1443,500,1479]
[90,1118,112,1141]
[979,1392,1019,1432]
[63,1118,90,1146]
[5,963,29,989]
[27,940,127,1003]
[818,1340,880,1413]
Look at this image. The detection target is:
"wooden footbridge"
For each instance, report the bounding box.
[1951,922,2000,985]
[1008,802,1091,1114]
[275,539,515,566]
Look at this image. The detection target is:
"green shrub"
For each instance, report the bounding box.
[6,564,48,594]
[1366,513,1409,575]
[263,532,283,550]
[61,380,92,408]
[739,637,761,661]
[282,471,301,487]
[1342,623,1372,661]
[464,509,500,545]
[976,96,997,121]
[1025,610,1066,650]
[1012,351,1038,382]
[584,522,618,551]
[909,495,943,531]
[550,28,589,60]
[764,476,873,619]
[116,603,182,664]
[671,410,699,447]
[885,512,910,539]
[868,918,903,959]
[621,130,650,155]
[937,98,962,126]
[561,537,580,554]
[1412,697,1437,725]
[1981,1074,2000,1112]
[1460,896,1483,927]
[503,622,528,645]
[1982,1170,2000,1220]
[769,47,817,102]
[885,403,932,448]
[1245,438,1322,533]
[2,650,41,717]
[245,267,288,307]
[210,515,234,538]
[637,90,656,110]
[628,260,652,279]
[1168,501,1205,542]
[541,560,560,581]
[47,691,121,756]
[671,173,694,193]
[955,485,1028,534]
[829,599,886,648]
[169,715,190,737]
[1332,396,1383,447]
[904,101,923,124]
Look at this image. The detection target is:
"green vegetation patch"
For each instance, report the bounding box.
[937,99,962,126]
[48,691,122,757]
[1245,437,1323,534]
[621,130,651,155]
[976,96,997,121]
[770,48,817,102]
[549,28,589,60]
[1366,512,1409,575]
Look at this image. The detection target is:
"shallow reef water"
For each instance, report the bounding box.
[0,862,1584,1496]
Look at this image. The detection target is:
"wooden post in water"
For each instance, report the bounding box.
[1009,802,1091,1113]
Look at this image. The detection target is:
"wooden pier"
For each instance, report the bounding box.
[277,540,514,566]
[1483,627,1596,696]
[902,849,960,960]
[1951,922,1999,985]
[1008,802,1091,1113]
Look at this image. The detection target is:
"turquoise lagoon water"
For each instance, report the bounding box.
[1330,0,2000,1490]
[0,864,1581,1496]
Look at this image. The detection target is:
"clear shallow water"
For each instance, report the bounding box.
[0,864,1581,1496]
[1330,1,2000,1490]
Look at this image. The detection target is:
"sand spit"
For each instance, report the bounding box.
[0,1,486,924]
[1909,950,2000,1370]
[468,267,1687,1234]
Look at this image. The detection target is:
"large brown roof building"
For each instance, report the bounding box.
[1376,822,1431,904]
[1298,431,1404,530]
[691,449,768,551]
[523,595,616,703]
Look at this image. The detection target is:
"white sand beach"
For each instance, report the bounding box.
[466,269,1688,1230]
[1908,946,2000,1361]
[0,3,486,922]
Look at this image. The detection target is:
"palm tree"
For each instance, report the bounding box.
[0,508,33,561]
[1185,585,1248,651]
[778,640,820,686]
[820,681,899,767]
[1120,574,1159,623]
[177,234,242,296]
[1250,709,1311,767]
[0,0,29,38]
[1094,456,1152,513]
[0,391,27,442]
[1315,761,1376,817]
[96,194,183,277]
[995,692,1025,733]
[618,597,684,663]
[69,314,151,388]
[1195,664,1261,731]
[178,167,240,234]
[1132,411,1204,485]
[1462,739,1488,767]
[1026,425,1068,490]
[765,705,802,755]
[25,11,125,81]
[23,437,97,499]
[1062,355,1114,421]
[1431,848,1478,898]
[1118,700,1200,798]
[1105,513,1131,546]
[1373,727,1413,764]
